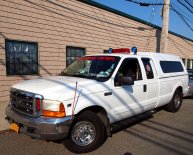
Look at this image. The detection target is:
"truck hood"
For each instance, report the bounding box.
[11,76,108,101]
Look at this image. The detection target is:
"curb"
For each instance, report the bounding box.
[0,129,13,134]
[0,101,10,131]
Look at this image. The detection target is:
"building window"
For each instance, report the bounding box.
[182,58,186,65]
[191,59,193,69]
[66,46,85,66]
[5,39,38,75]
[187,59,191,69]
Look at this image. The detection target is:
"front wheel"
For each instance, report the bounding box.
[165,89,182,112]
[64,111,106,153]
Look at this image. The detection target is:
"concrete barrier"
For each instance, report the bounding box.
[0,101,10,131]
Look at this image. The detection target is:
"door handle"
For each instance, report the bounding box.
[143,85,147,92]
[104,92,112,96]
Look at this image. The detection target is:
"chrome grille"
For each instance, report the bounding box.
[10,89,35,116]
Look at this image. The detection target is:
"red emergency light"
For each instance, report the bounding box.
[109,48,130,54]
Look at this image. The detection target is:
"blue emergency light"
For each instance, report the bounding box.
[131,46,137,54]
[108,48,113,54]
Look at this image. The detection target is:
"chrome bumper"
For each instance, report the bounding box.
[6,105,72,140]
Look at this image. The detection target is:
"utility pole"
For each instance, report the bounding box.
[160,0,170,53]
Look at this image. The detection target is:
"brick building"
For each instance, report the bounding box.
[0,0,193,105]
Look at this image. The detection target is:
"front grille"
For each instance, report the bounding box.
[10,89,35,116]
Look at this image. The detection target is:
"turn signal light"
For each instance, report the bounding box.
[43,103,66,118]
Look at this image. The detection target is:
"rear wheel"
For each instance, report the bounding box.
[64,111,106,153]
[165,89,182,112]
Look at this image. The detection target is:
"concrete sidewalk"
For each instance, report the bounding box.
[0,101,9,131]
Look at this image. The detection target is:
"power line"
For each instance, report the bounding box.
[23,0,154,39]
[182,37,193,48]
[176,0,193,14]
[184,0,193,8]
[168,37,192,57]
[171,6,193,23]
[171,3,193,22]
[23,0,192,50]
[125,0,164,6]
[44,0,148,30]
[144,4,159,50]
[170,7,193,32]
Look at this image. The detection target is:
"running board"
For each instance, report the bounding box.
[111,110,155,132]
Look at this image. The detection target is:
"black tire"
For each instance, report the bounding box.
[165,89,182,112]
[64,111,106,153]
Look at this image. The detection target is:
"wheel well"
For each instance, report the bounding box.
[177,86,182,93]
[176,86,183,94]
[172,86,183,101]
[76,106,111,137]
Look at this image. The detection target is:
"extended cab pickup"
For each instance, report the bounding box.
[6,49,189,153]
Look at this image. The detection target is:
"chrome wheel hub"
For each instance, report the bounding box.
[71,121,96,146]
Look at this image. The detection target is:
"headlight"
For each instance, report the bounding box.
[42,100,66,118]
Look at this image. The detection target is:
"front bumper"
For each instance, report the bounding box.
[6,105,72,140]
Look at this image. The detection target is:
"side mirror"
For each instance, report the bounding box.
[121,76,134,85]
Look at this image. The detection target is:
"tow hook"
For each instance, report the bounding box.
[5,117,10,121]
[5,117,11,123]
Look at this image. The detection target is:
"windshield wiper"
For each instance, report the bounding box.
[59,72,67,76]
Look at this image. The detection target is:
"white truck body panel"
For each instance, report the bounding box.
[10,52,189,124]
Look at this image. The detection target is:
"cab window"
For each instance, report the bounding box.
[142,58,154,79]
[115,58,142,86]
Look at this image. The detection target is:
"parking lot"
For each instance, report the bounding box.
[0,99,193,155]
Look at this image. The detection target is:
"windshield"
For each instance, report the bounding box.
[188,70,193,79]
[61,56,120,81]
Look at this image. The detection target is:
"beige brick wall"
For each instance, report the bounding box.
[0,0,193,104]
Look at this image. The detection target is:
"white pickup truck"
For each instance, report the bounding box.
[6,48,188,153]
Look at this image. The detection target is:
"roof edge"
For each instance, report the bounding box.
[79,0,193,42]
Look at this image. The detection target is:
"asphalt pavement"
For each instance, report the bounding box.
[0,99,193,155]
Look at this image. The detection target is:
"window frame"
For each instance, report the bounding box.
[114,58,143,86]
[5,39,39,76]
[141,58,155,79]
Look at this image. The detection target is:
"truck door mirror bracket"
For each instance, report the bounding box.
[121,76,134,86]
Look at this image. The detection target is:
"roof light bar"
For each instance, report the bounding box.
[108,48,130,54]
[108,47,138,54]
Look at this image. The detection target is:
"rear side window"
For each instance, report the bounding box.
[142,58,154,79]
[160,61,184,73]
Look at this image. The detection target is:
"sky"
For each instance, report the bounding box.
[92,0,193,40]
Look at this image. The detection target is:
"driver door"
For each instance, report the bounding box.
[111,58,147,122]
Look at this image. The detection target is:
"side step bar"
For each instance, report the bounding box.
[111,110,155,132]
